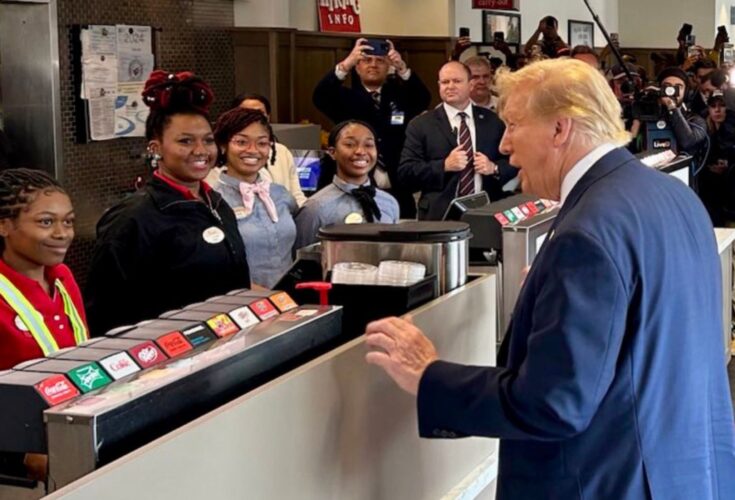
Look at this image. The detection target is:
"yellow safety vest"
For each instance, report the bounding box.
[0,273,88,356]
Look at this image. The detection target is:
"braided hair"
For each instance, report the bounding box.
[213,108,277,166]
[142,70,215,141]
[317,120,377,191]
[0,168,65,221]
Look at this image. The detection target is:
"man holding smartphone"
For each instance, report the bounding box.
[523,15,568,58]
[313,38,431,218]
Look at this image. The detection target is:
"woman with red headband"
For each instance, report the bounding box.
[85,71,251,336]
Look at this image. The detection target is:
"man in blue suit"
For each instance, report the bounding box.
[365,58,735,499]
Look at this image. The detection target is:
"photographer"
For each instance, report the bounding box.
[657,67,708,155]
[609,64,644,149]
[524,16,568,58]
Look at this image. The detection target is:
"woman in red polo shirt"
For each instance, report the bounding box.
[0,168,87,370]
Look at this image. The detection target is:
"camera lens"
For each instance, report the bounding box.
[664,86,676,97]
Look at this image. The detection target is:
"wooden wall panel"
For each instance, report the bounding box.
[293,48,339,127]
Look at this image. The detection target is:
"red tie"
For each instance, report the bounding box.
[457,112,475,196]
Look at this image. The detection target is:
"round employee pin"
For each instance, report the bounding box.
[344,212,364,224]
[202,226,225,244]
[656,120,667,130]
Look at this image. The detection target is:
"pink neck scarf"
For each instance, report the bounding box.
[238,177,279,223]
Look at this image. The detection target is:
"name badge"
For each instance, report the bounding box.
[233,207,250,220]
[202,226,225,244]
[344,212,364,224]
[390,111,405,126]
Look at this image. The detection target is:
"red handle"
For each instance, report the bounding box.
[295,282,333,306]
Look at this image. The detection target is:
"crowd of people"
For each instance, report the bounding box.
[3,15,735,350]
[4,15,735,349]
[1,13,735,495]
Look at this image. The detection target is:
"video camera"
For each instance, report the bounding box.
[632,83,681,122]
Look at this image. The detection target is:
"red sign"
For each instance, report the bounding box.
[472,0,516,9]
[156,332,193,358]
[129,341,167,368]
[249,299,279,321]
[317,0,361,33]
[35,374,80,406]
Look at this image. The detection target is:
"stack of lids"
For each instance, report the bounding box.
[376,260,426,286]
[331,262,378,285]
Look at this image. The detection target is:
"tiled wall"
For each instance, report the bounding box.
[56,0,235,286]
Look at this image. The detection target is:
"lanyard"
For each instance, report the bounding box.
[0,273,88,356]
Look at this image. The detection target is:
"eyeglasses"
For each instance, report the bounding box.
[229,138,271,150]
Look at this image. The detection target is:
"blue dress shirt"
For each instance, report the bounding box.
[214,172,298,288]
[294,176,399,249]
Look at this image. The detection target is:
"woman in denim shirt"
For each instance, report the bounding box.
[213,108,297,288]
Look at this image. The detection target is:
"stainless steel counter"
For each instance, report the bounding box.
[47,272,499,500]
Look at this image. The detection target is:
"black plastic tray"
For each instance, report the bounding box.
[328,274,438,337]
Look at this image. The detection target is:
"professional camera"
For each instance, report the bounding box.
[632,84,680,122]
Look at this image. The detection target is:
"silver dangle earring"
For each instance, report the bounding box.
[148,151,162,169]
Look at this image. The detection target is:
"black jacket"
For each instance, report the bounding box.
[667,106,708,155]
[85,176,251,336]
[398,105,516,220]
[313,70,431,218]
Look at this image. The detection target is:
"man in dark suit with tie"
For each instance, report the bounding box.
[366,59,735,499]
[313,38,431,218]
[398,61,516,220]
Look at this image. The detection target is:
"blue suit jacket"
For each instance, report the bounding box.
[417,148,735,499]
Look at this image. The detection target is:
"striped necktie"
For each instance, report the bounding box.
[370,91,381,111]
[457,112,475,196]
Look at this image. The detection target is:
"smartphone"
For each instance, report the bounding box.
[493,31,505,43]
[610,32,619,44]
[718,25,729,39]
[363,38,390,56]
[685,34,696,47]
[688,44,700,59]
[680,23,693,37]
[459,27,470,38]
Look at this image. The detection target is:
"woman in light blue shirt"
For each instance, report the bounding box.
[295,120,399,249]
[213,108,297,288]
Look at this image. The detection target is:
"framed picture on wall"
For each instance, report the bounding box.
[568,20,595,48]
[482,10,521,47]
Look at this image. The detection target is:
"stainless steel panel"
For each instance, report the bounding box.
[500,209,558,336]
[46,273,498,500]
[720,245,732,362]
[0,0,62,174]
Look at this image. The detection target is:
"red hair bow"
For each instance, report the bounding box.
[141,70,214,113]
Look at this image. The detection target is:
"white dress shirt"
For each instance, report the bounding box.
[443,101,482,194]
[560,143,616,207]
